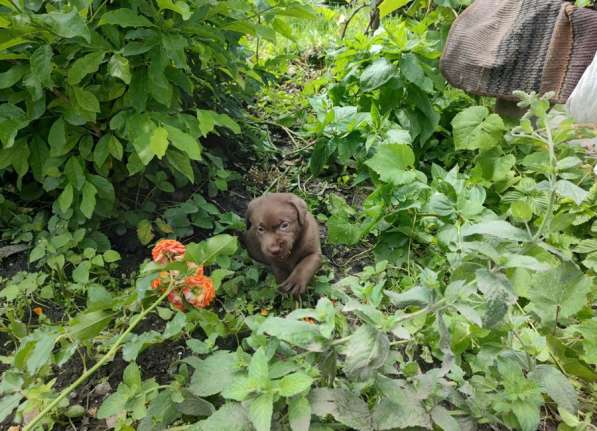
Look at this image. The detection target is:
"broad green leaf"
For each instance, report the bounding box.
[73,260,92,283]
[99,9,155,27]
[80,181,97,218]
[451,106,505,151]
[165,125,201,160]
[157,0,192,20]
[248,392,274,431]
[573,239,597,254]
[379,0,410,17]
[150,127,169,159]
[555,180,588,205]
[249,348,269,385]
[166,148,194,182]
[39,9,91,42]
[400,53,425,89]
[278,373,313,397]
[259,317,326,352]
[189,350,237,397]
[103,250,121,263]
[499,253,550,272]
[108,54,131,84]
[222,376,256,401]
[512,401,540,431]
[97,391,128,419]
[87,285,114,310]
[30,45,53,87]
[511,200,532,222]
[185,234,238,265]
[64,156,85,190]
[123,362,142,388]
[577,318,597,364]
[526,263,592,324]
[196,402,251,431]
[27,330,57,374]
[288,396,311,431]
[67,310,112,341]
[372,376,430,430]
[58,183,74,213]
[365,143,416,185]
[475,269,516,327]
[0,64,27,89]
[197,109,216,137]
[343,325,389,380]
[360,58,395,92]
[430,405,459,431]
[137,219,154,245]
[48,116,66,155]
[462,220,529,242]
[310,388,373,431]
[528,365,578,413]
[385,285,433,308]
[67,52,104,85]
[94,134,111,166]
[0,393,23,423]
[175,394,215,417]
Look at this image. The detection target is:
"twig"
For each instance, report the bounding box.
[341,4,367,39]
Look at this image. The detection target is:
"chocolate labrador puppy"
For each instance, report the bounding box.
[242,193,322,295]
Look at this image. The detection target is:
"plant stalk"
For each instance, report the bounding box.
[23,288,172,431]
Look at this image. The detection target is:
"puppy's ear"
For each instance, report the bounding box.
[287,195,308,226]
[245,199,257,229]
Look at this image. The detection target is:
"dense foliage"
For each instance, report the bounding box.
[1,1,596,431]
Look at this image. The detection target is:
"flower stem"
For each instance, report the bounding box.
[23,288,172,431]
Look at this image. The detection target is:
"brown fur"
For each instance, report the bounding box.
[242,193,322,296]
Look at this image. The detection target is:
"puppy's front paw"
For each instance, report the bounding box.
[279,274,308,296]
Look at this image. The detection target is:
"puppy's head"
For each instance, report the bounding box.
[245,193,307,261]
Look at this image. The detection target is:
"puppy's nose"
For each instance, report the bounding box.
[268,245,281,255]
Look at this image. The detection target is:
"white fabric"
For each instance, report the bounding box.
[567,52,597,124]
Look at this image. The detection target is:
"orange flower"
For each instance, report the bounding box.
[183,274,216,308]
[33,307,43,316]
[151,278,161,290]
[187,262,204,277]
[167,291,185,311]
[152,239,185,264]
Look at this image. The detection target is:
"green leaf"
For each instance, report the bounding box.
[288,396,311,431]
[39,9,91,42]
[512,401,541,431]
[108,54,131,84]
[30,45,53,87]
[343,325,389,380]
[27,330,57,374]
[137,219,154,245]
[157,0,192,20]
[67,51,104,85]
[87,285,114,310]
[196,402,251,431]
[0,64,27,89]
[58,183,74,213]
[573,239,597,254]
[372,376,430,430]
[400,53,424,87]
[94,134,111,166]
[379,0,410,17]
[475,269,516,327]
[249,348,269,385]
[185,234,238,266]
[97,392,128,419]
[462,220,530,242]
[165,125,201,160]
[278,372,313,397]
[555,180,588,205]
[99,8,155,27]
[526,263,592,324]
[123,362,142,388]
[73,86,100,112]
[48,116,66,156]
[248,392,274,431]
[259,317,326,352]
[73,260,92,283]
[360,58,395,92]
[166,148,194,183]
[189,351,237,397]
[80,181,97,219]
[511,200,533,222]
[0,393,22,423]
[365,143,416,185]
[430,405,459,431]
[385,285,433,308]
[67,310,112,341]
[222,376,256,401]
[197,109,216,137]
[528,365,578,413]
[451,106,505,151]
[103,250,121,263]
[64,156,85,190]
[150,127,169,159]
[310,388,373,431]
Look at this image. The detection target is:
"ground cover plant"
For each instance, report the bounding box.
[1,0,596,430]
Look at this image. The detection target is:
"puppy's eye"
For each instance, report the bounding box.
[279,222,289,231]
[257,226,265,233]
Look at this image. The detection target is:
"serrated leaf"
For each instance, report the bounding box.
[360,58,395,92]
[555,180,588,205]
[288,396,311,431]
[185,234,238,266]
[528,365,578,413]
[248,348,269,385]
[365,143,416,185]
[310,388,373,431]
[165,125,201,160]
[343,325,389,380]
[0,393,22,423]
[462,220,529,242]
[451,106,505,151]
[248,392,273,431]
[197,402,251,431]
[189,350,237,397]
[278,373,313,397]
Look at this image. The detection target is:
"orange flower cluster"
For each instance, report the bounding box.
[150,239,216,311]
